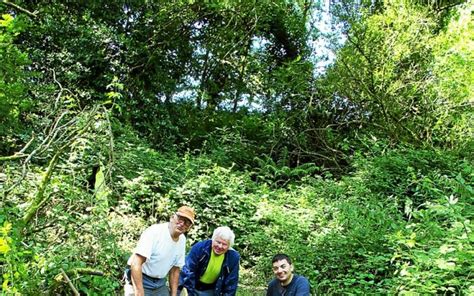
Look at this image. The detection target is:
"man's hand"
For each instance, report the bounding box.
[130,254,146,296]
[169,266,181,296]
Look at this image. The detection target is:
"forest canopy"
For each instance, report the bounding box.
[0,0,472,294]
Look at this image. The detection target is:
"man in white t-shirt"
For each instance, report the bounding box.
[125,206,196,296]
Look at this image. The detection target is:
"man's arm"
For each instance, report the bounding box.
[169,266,180,296]
[130,253,146,296]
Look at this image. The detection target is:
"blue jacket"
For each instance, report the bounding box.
[179,239,240,296]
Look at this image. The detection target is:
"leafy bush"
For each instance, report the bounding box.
[0,14,31,154]
[309,195,400,294]
[430,2,474,149]
[251,155,321,187]
[353,148,467,206]
[114,132,259,249]
[388,162,473,294]
[1,169,126,294]
[240,146,472,294]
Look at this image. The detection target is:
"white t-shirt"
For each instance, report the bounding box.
[127,222,186,278]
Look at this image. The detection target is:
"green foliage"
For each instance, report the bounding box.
[353,147,467,206]
[1,0,472,294]
[430,2,474,148]
[3,122,472,294]
[310,196,400,294]
[242,146,472,294]
[0,104,124,294]
[169,166,258,245]
[1,166,125,294]
[389,164,473,294]
[322,0,472,148]
[0,14,31,153]
[324,1,437,142]
[114,130,257,240]
[252,155,320,187]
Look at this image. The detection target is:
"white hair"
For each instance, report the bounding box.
[212,226,235,247]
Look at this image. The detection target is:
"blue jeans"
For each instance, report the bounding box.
[124,270,169,296]
[196,290,214,296]
[143,276,169,296]
[195,289,215,296]
[177,288,214,296]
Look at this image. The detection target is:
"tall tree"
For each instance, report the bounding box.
[319,0,468,144]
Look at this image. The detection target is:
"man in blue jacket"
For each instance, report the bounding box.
[179,226,240,296]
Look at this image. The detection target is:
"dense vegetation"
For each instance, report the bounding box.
[1,0,472,294]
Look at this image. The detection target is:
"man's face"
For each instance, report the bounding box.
[272,259,293,283]
[212,237,230,255]
[171,214,192,234]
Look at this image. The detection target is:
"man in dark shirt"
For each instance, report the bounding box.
[266,254,310,296]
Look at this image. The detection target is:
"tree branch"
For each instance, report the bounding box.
[1,0,38,18]
[21,148,63,226]
[0,134,35,162]
[60,269,80,296]
[73,268,105,276]
[0,153,28,162]
[20,106,99,226]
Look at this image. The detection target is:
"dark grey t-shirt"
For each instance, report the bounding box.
[266,274,311,296]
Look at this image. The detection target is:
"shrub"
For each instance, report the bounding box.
[388,161,473,294]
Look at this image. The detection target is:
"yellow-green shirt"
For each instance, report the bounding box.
[199,250,225,284]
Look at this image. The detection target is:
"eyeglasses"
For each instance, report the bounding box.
[175,214,192,227]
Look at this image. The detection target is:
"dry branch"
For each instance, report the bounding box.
[60,269,80,296]
[21,106,99,226]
